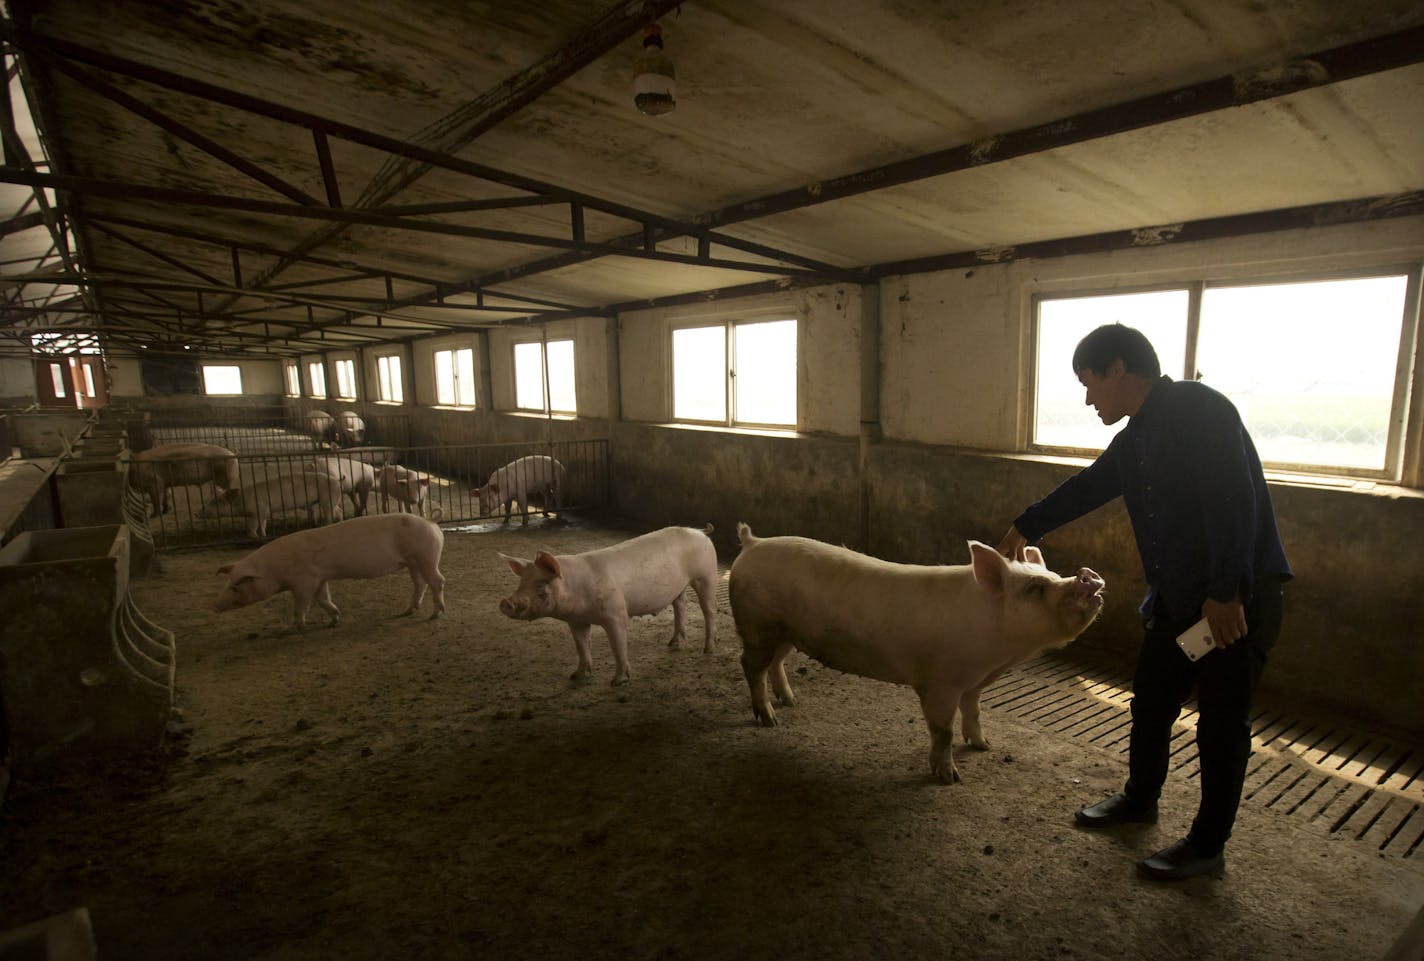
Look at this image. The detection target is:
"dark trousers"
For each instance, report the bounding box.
[1122,580,1284,854]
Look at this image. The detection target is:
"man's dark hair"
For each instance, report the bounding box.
[1071,323,1162,378]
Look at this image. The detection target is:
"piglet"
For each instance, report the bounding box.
[214,513,446,630]
[729,523,1104,784]
[498,525,718,685]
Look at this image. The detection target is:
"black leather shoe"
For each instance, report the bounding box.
[1075,792,1159,828]
[1137,837,1225,881]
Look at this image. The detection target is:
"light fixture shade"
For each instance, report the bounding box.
[633,23,676,116]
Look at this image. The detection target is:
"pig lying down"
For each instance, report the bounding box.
[214,513,446,630]
[729,523,1104,784]
[498,525,718,685]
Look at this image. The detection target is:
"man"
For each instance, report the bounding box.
[998,323,1291,881]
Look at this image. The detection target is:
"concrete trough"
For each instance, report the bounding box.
[0,524,174,771]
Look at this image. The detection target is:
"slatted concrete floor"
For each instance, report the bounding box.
[980,652,1424,862]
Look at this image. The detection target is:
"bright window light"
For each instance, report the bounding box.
[435,347,475,406]
[547,340,576,414]
[284,363,301,396]
[514,342,544,410]
[82,363,97,397]
[377,355,403,402]
[334,358,357,399]
[202,364,243,395]
[49,362,66,398]
[308,361,327,399]
[733,319,796,426]
[673,326,726,422]
[1034,290,1189,450]
[1198,275,1408,472]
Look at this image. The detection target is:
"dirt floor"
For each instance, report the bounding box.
[2,515,1422,960]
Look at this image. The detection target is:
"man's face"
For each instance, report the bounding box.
[1078,360,1129,425]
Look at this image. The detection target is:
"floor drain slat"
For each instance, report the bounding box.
[976,652,1424,862]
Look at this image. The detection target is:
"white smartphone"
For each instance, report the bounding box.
[1175,617,1218,661]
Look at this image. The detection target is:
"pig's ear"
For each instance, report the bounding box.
[969,541,1008,594]
[499,552,529,575]
[418,478,430,488]
[216,564,234,575]
[1024,546,1046,568]
[535,551,562,578]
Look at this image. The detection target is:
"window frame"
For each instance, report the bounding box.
[333,358,357,400]
[375,353,404,404]
[201,363,244,396]
[512,337,577,415]
[433,346,477,408]
[307,360,327,399]
[669,311,799,431]
[1028,263,1423,481]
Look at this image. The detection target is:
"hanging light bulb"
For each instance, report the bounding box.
[633,22,676,116]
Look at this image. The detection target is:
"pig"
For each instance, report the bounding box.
[729,523,1105,784]
[334,410,366,447]
[305,409,335,447]
[201,472,345,539]
[476,455,565,525]
[498,525,718,685]
[129,442,240,516]
[213,513,446,629]
[306,452,377,516]
[378,464,442,520]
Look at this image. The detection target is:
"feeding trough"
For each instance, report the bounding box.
[0,524,175,771]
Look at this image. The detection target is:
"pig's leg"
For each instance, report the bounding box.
[568,622,595,683]
[690,575,717,653]
[959,663,1013,750]
[315,582,341,626]
[604,614,633,685]
[919,687,965,784]
[769,646,797,707]
[667,591,687,649]
[739,628,790,726]
[401,576,428,617]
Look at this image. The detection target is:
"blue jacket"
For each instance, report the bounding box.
[1014,377,1292,622]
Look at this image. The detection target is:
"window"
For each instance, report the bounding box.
[376,354,404,403]
[514,339,576,414]
[334,358,357,399]
[672,318,797,428]
[434,347,476,406]
[1032,271,1416,477]
[308,361,327,399]
[49,362,66,398]
[284,362,301,397]
[201,364,243,395]
[81,363,97,397]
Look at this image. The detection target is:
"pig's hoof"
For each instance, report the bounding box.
[965,736,991,751]
[931,761,962,785]
[754,710,778,728]
[610,674,631,687]
[667,636,683,650]
[569,670,593,684]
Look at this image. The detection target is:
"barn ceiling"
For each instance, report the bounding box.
[1,0,1422,358]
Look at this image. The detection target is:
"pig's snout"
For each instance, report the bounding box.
[1076,568,1105,597]
[499,597,524,619]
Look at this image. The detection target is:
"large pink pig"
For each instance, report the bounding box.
[213,513,446,630]
[476,455,565,525]
[729,523,1105,784]
[497,525,718,685]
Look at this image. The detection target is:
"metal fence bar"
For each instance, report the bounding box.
[137,438,610,549]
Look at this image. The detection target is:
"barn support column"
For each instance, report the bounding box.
[858,282,881,554]
[476,330,493,413]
